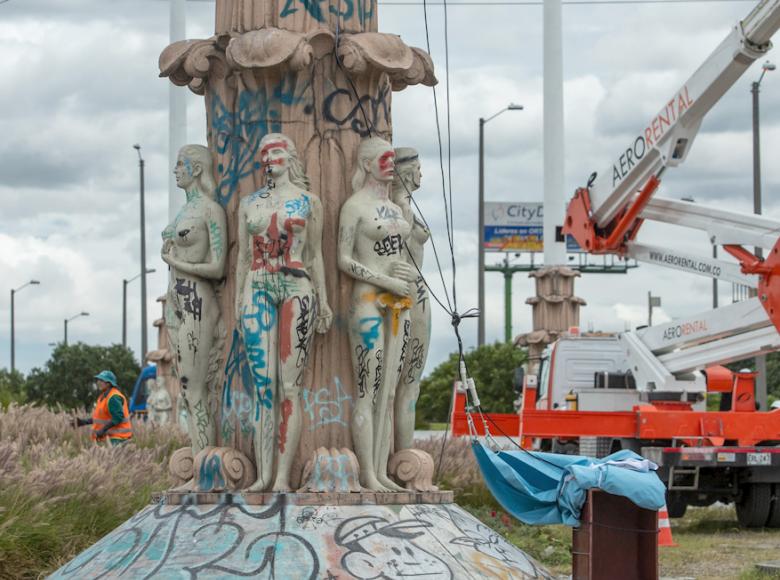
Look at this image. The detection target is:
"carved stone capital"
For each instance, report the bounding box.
[298,447,361,493]
[159,38,226,95]
[337,33,437,89]
[388,448,438,492]
[226,28,313,71]
[159,29,436,94]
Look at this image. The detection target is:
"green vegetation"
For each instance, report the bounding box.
[0,369,27,407]
[416,342,526,423]
[2,343,140,410]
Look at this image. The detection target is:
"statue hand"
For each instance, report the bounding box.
[315,303,333,334]
[386,277,412,298]
[390,261,416,283]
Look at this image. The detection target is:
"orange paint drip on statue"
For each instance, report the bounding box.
[361,291,412,336]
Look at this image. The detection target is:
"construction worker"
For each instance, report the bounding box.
[74,370,133,445]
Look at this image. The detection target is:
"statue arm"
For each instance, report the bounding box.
[307,195,332,333]
[235,200,250,321]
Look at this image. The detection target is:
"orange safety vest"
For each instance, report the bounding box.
[91,387,133,441]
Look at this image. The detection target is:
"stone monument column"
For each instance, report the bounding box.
[159,0,436,487]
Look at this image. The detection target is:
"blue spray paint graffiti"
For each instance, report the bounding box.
[241,290,276,420]
[302,377,353,430]
[358,317,382,349]
[279,0,374,27]
[310,453,354,491]
[284,194,311,219]
[221,330,256,440]
[198,455,226,492]
[209,74,312,206]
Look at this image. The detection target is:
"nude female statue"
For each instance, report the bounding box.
[235,132,332,492]
[391,147,431,452]
[162,144,227,454]
[338,137,416,492]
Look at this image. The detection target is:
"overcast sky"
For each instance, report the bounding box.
[1,0,778,376]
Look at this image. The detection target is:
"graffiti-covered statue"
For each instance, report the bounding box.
[162,144,227,454]
[147,376,173,425]
[338,137,415,492]
[235,133,333,492]
[391,147,431,453]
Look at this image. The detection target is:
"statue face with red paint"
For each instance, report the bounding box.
[368,148,396,183]
[260,138,291,179]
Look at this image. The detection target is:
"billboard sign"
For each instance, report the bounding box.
[483,202,544,252]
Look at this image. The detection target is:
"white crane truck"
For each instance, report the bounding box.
[454,0,780,527]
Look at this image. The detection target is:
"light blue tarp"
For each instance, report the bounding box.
[472,441,666,526]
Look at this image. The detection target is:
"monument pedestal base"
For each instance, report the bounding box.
[51,493,552,579]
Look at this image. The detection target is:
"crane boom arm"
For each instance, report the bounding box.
[587,0,780,228]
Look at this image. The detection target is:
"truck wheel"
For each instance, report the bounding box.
[667,496,687,519]
[766,484,780,528]
[736,483,772,528]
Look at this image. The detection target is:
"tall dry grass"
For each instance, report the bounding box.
[0,408,496,578]
[0,404,187,579]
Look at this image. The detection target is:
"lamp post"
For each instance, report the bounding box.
[752,60,774,411]
[10,280,40,374]
[478,103,523,346]
[64,312,90,346]
[133,144,149,361]
[123,268,156,348]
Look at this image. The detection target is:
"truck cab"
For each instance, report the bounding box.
[536,335,706,414]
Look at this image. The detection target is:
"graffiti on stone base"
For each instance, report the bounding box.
[335,515,452,580]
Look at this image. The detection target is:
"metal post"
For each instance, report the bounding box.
[169,0,187,222]
[752,79,768,411]
[478,117,485,346]
[64,319,68,346]
[122,279,128,348]
[136,148,149,361]
[648,291,652,327]
[543,0,567,266]
[10,289,15,374]
[504,258,513,343]
[712,244,719,309]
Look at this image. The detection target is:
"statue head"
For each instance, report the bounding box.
[392,147,421,195]
[175,145,217,198]
[352,137,395,192]
[259,133,310,191]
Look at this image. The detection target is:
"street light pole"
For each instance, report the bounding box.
[10,280,40,374]
[64,311,90,346]
[751,60,774,411]
[477,104,523,346]
[133,144,149,361]
[123,268,155,348]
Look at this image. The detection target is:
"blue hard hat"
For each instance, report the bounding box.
[94,370,118,387]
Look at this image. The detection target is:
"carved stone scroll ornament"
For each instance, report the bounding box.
[338,137,415,492]
[298,447,361,493]
[159,30,436,94]
[192,447,257,492]
[162,145,228,457]
[235,133,333,493]
[169,447,195,487]
[388,448,438,492]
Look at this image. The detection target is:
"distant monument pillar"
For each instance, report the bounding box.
[516,266,585,373]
